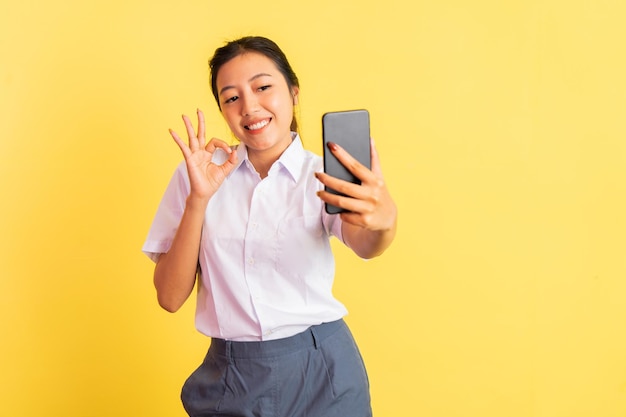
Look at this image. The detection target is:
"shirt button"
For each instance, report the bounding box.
[248,258,255,265]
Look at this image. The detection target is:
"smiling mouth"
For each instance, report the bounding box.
[244,118,271,131]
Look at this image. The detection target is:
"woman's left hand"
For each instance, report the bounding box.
[315,138,397,232]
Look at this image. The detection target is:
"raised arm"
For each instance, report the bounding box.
[153,110,238,312]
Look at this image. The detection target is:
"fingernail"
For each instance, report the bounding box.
[327,142,338,151]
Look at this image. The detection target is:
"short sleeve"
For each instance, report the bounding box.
[142,162,190,262]
[321,203,344,242]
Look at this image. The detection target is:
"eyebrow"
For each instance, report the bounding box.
[219,73,273,96]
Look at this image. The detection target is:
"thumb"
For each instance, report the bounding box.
[220,148,239,174]
[369,137,383,176]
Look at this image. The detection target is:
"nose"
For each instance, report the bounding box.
[240,92,260,116]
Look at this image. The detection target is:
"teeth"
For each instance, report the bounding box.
[247,119,269,130]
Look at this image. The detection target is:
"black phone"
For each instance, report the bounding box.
[322,109,371,214]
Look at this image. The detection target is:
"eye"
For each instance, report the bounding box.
[258,85,271,92]
[224,95,239,104]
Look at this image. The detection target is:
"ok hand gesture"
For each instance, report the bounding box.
[169,109,238,202]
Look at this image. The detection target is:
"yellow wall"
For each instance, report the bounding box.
[2,0,625,416]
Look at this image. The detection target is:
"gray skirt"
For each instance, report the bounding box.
[181,319,372,417]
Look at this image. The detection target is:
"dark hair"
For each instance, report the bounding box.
[209,36,300,132]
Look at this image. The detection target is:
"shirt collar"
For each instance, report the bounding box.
[232,133,305,183]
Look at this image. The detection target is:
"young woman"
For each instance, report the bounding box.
[143,36,397,417]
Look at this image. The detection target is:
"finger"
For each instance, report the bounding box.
[205,137,233,154]
[316,189,372,220]
[182,114,199,151]
[317,187,384,229]
[197,109,206,146]
[369,137,382,176]
[339,210,368,228]
[328,142,375,183]
[316,189,352,213]
[315,171,370,202]
[208,146,239,181]
[169,128,191,159]
[222,147,239,171]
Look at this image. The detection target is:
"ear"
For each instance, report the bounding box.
[292,86,300,105]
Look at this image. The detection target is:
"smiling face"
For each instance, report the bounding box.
[216,52,299,164]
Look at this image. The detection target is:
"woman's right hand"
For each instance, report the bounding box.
[169,109,238,202]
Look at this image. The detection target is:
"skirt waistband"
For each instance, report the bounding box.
[208,319,345,359]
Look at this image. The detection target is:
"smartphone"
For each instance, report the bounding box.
[322,109,371,214]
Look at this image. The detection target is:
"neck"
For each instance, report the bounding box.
[248,148,281,179]
[246,135,294,179]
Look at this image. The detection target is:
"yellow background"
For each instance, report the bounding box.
[2,0,625,416]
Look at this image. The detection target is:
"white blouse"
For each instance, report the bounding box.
[143,135,348,341]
